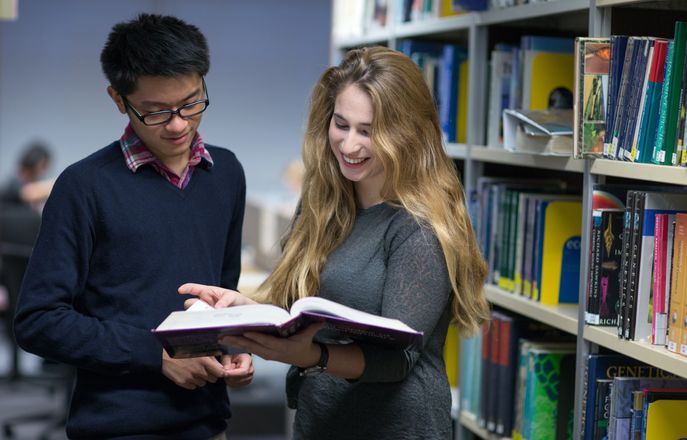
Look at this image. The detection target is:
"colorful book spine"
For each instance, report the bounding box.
[604,36,629,157]
[628,39,655,162]
[625,191,646,340]
[652,40,675,164]
[637,39,669,163]
[438,44,467,143]
[629,390,644,440]
[618,191,637,339]
[660,21,687,165]
[586,209,604,324]
[651,40,675,165]
[620,38,651,161]
[652,213,670,345]
[667,213,687,353]
[598,209,624,326]
[610,37,639,160]
[593,379,613,440]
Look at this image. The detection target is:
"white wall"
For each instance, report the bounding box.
[0,0,331,193]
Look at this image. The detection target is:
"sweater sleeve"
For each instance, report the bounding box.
[13,168,163,375]
[357,221,451,383]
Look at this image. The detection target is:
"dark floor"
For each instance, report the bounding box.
[0,324,291,440]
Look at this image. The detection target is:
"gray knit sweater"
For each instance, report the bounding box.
[288,203,453,439]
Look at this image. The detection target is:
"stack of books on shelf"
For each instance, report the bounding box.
[488,35,575,152]
[399,39,470,144]
[459,313,687,440]
[459,310,687,440]
[471,177,581,306]
[397,0,487,23]
[580,353,687,440]
[459,308,575,439]
[574,21,687,167]
[489,0,564,9]
[331,0,487,41]
[584,184,687,358]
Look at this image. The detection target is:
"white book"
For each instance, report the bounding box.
[154,296,423,358]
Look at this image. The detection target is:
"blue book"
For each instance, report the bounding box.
[610,37,641,160]
[604,36,629,156]
[630,390,644,440]
[438,44,467,143]
[521,35,575,53]
[398,39,443,58]
[452,0,488,11]
[619,38,652,161]
[531,199,548,302]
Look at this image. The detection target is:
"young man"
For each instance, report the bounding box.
[14,14,252,439]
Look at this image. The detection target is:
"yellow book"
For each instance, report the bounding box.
[439,0,465,17]
[457,59,469,143]
[526,52,575,110]
[444,323,460,387]
[539,200,582,305]
[645,399,687,438]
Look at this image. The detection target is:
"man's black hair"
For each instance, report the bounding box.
[100,13,210,96]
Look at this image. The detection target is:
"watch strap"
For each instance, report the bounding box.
[299,342,329,376]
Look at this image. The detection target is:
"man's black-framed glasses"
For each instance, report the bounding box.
[122,77,210,126]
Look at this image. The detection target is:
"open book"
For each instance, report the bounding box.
[503,108,574,155]
[153,296,424,358]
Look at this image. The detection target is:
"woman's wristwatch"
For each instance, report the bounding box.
[299,342,329,376]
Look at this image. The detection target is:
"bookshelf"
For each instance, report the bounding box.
[485,285,579,335]
[584,325,687,377]
[446,143,470,160]
[467,145,586,173]
[459,411,511,440]
[590,158,687,185]
[331,1,687,440]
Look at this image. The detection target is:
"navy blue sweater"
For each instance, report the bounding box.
[14,141,245,439]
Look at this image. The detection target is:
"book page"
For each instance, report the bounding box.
[155,304,290,331]
[290,296,417,332]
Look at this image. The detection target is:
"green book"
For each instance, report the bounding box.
[652,40,674,163]
[657,21,687,165]
[522,347,575,440]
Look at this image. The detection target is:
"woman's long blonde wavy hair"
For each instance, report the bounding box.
[254,46,490,334]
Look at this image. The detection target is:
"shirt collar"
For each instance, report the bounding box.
[119,123,214,174]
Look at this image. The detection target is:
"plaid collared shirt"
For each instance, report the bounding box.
[119,123,214,189]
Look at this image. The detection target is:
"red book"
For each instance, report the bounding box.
[652,213,669,345]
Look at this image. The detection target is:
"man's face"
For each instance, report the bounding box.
[109,74,206,169]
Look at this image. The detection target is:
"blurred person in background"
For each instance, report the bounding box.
[0,141,55,211]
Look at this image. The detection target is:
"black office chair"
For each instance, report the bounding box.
[0,204,73,439]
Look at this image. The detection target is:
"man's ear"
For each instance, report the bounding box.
[107,86,127,114]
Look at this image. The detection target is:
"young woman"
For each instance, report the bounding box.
[180,46,490,439]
